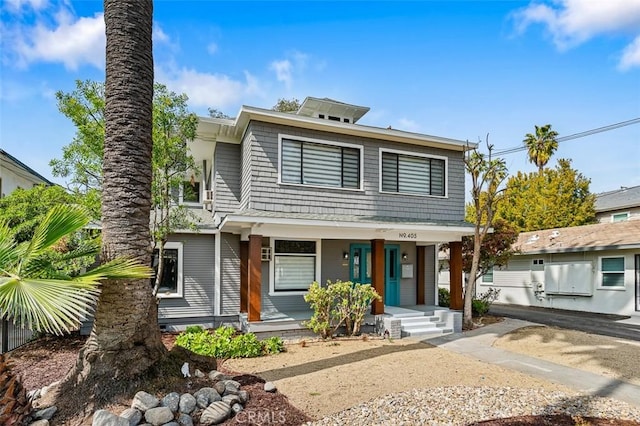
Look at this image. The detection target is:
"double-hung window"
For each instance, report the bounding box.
[151,242,184,298]
[272,240,319,294]
[280,136,361,189]
[601,257,625,288]
[380,149,446,196]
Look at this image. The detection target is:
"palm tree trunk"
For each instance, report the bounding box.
[69,0,166,385]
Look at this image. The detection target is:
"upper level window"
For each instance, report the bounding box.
[612,212,629,222]
[183,181,201,203]
[601,257,625,288]
[380,149,446,196]
[280,136,361,190]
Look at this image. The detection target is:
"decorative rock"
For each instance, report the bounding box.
[179,393,196,414]
[144,406,173,426]
[213,381,226,396]
[29,420,49,426]
[34,406,57,420]
[196,393,209,409]
[222,394,240,406]
[231,403,243,414]
[132,391,160,411]
[92,409,129,426]
[237,390,249,404]
[163,423,179,426]
[200,401,232,425]
[264,382,277,393]
[162,392,181,413]
[224,381,241,395]
[225,379,241,389]
[177,413,194,426]
[207,370,227,381]
[194,369,205,378]
[119,408,142,426]
[194,387,219,405]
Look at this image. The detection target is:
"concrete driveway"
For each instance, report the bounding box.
[489,304,640,342]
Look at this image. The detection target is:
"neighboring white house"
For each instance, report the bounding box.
[0,149,53,197]
[595,185,640,223]
[479,220,640,316]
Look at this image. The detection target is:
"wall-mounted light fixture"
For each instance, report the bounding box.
[402,252,408,261]
[343,251,349,260]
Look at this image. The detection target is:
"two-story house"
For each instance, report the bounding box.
[156,97,474,336]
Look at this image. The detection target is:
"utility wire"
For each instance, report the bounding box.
[493,117,640,156]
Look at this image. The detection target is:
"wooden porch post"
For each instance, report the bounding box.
[416,246,426,305]
[371,239,385,315]
[240,240,248,313]
[449,241,463,310]
[248,235,262,321]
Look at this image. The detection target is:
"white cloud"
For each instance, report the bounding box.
[4,0,48,12]
[512,0,640,68]
[619,35,640,70]
[157,67,263,109]
[154,22,170,44]
[397,118,422,133]
[207,42,218,55]
[270,59,293,88]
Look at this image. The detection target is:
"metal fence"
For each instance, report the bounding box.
[1,318,34,354]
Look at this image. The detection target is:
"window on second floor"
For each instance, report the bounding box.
[380,149,447,197]
[611,212,629,222]
[280,136,361,190]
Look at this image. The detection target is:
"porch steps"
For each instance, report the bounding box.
[396,312,452,338]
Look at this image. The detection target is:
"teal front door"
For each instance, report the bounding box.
[350,244,400,306]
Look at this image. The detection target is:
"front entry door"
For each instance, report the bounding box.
[350,244,400,306]
[635,254,640,312]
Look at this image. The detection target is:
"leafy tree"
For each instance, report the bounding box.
[208,108,232,119]
[0,205,149,335]
[495,159,596,232]
[272,97,301,113]
[464,139,508,329]
[67,0,167,395]
[523,124,559,172]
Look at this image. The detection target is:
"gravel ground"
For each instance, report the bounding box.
[307,387,640,426]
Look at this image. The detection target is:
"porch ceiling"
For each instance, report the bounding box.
[218,210,474,243]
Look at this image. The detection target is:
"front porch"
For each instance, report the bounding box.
[241,305,461,340]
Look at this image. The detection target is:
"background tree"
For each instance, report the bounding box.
[464,139,508,329]
[208,108,232,119]
[66,0,166,401]
[495,159,596,232]
[523,124,559,172]
[272,97,301,113]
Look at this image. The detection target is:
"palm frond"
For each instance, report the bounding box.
[0,221,18,271]
[24,205,90,262]
[0,277,100,335]
[74,257,152,284]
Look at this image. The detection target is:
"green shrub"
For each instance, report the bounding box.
[472,288,501,317]
[304,279,381,339]
[175,325,285,358]
[438,288,450,307]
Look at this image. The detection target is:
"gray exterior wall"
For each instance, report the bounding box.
[214,142,242,213]
[159,234,215,319]
[320,239,351,283]
[240,121,465,221]
[220,232,241,315]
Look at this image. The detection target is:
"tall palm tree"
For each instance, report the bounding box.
[70,0,166,383]
[523,124,559,172]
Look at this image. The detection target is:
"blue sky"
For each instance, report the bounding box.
[1,0,639,194]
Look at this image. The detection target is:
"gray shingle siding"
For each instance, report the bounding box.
[214,143,241,213]
[159,234,215,319]
[220,232,241,315]
[242,121,465,221]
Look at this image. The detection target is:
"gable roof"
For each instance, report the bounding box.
[595,185,640,212]
[0,149,53,186]
[514,220,640,254]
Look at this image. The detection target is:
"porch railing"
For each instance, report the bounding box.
[1,317,34,354]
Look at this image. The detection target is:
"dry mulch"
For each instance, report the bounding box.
[470,415,640,425]
[8,332,310,425]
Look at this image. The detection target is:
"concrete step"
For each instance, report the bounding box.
[399,316,439,325]
[401,322,439,332]
[401,328,446,338]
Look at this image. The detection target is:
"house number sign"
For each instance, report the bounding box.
[398,232,418,239]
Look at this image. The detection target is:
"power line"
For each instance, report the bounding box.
[493,117,640,156]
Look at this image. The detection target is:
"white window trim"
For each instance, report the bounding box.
[179,180,203,206]
[156,241,184,299]
[277,134,364,191]
[378,147,449,198]
[269,238,321,296]
[598,255,626,290]
[611,212,630,222]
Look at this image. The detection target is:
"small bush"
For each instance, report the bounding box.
[438,288,450,307]
[175,326,285,358]
[472,288,501,317]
